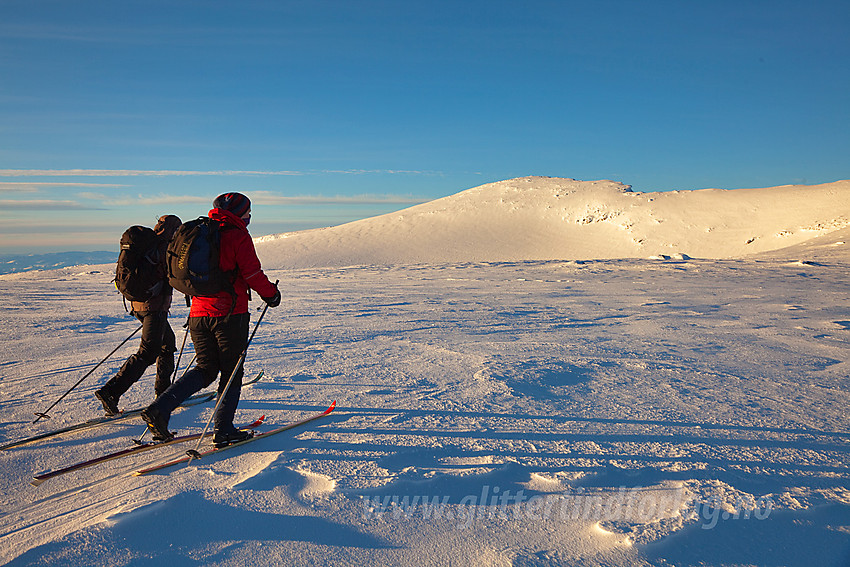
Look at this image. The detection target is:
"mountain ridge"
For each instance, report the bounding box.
[255,176,850,268]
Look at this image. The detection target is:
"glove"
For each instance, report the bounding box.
[263,286,281,308]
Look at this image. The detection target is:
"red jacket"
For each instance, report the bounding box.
[189,208,277,317]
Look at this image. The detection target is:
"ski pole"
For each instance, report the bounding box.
[33,324,143,423]
[172,320,190,383]
[178,354,197,381]
[186,282,276,461]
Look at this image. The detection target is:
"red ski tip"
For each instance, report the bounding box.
[245,415,266,428]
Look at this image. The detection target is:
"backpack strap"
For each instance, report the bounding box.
[217,223,240,319]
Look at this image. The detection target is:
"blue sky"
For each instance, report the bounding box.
[1,0,847,254]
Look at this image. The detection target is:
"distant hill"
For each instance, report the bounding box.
[255,176,850,268]
[0,251,114,275]
[7,177,850,274]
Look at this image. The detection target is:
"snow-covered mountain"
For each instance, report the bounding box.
[0,251,116,275]
[256,176,850,268]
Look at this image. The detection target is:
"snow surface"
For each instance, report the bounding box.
[255,176,850,267]
[1,177,850,566]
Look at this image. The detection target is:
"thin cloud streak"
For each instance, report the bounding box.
[0,169,438,178]
[318,169,442,176]
[251,192,430,206]
[0,169,304,177]
[0,182,130,192]
[76,192,210,206]
[73,192,429,207]
[0,199,103,210]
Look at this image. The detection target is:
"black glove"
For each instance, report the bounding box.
[263,286,281,308]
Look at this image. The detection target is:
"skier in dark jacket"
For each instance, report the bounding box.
[95,214,182,416]
[141,193,280,446]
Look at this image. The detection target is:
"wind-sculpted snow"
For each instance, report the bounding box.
[1,177,850,565]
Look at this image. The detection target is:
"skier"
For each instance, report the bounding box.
[141,193,280,446]
[95,214,183,416]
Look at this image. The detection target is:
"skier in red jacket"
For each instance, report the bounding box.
[141,193,280,446]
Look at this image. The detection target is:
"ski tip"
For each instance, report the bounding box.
[326,400,337,414]
[30,477,45,487]
[245,415,266,428]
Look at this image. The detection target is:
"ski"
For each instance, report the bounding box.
[0,392,213,452]
[31,415,266,486]
[1,370,264,452]
[242,369,265,386]
[134,400,337,476]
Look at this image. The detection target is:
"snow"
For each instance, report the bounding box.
[255,176,850,266]
[1,176,850,566]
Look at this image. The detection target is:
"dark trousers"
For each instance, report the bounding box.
[102,310,176,399]
[151,312,249,433]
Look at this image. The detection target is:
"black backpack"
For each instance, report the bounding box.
[115,226,164,302]
[167,217,235,298]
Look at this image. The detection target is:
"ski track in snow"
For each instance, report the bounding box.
[1,253,849,566]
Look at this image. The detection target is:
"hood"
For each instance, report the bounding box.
[209,208,248,230]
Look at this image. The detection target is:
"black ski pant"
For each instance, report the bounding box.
[101,310,176,400]
[149,312,249,434]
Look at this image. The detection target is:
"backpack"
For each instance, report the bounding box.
[115,226,164,302]
[166,217,235,298]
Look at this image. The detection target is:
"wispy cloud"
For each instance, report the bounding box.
[71,191,429,207]
[76,192,210,206]
[0,199,104,210]
[250,192,430,205]
[0,169,304,177]
[0,169,439,178]
[317,169,441,176]
[0,182,130,193]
